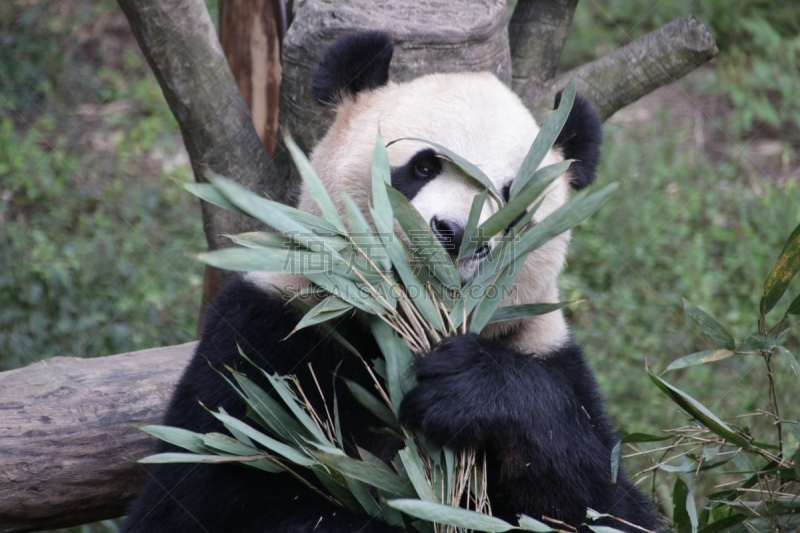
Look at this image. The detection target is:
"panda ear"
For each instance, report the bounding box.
[311,31,394,106]
[553,92,603,190]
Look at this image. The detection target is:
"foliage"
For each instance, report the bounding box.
[561,0,800,138]
[0,0,203,371]
[621,223,800,532]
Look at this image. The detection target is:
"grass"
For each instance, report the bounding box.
[1,0,798,529]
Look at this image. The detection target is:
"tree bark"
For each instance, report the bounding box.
[0,343,195,533]
[199,0,285,332]
[523,15,719,122]
[116,0,289,264]
[509,0,578,95]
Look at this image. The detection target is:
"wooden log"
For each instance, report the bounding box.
[522,15,719,122]
[0,343,195,533]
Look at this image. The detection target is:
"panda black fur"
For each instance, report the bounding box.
[123,32,660,533]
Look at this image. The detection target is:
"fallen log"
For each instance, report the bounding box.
[0,343,195,533]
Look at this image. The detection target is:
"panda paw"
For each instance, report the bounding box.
[399,333,519,450]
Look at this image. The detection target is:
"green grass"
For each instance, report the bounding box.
[1,0,798,529]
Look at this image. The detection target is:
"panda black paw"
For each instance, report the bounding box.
[399,333,519,449]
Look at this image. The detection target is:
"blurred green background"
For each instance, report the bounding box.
[1,0,798,531]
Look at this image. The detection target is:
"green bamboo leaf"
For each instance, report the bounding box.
[587,527,628,533]
[283,132,346,234]
[140,425,208,454]
[227,231,286,249]
[487,301,580,324]
[392,138,503,204]
[787,293,800,315]
[458,190,489,260]
[369,318,416,413]
[207,173,340,237]
[183,182,247,215]
[683,299,736,351]
[399,439,438,502]
[342,192,392,274]
[509,80,575,199]
[370,206,445,328]
[371,132,394,232]
[139,453,264,464]
[208,409,316,467]
[227,367,310,443]
[311,467,362,511]
[201,432,261,457]
[388,499,516,532]
[311,450,416,497]
[762,221,800,314]
[518,514,555,531]
[648,369,751,448]
[343,379,398,428]
[291,296,353,334]
[776,346,800,381]
[611,433,671,483]
[666,349,736,371]
[261,372,333,446]
[386,185,461,290]
[469,162,568,256]
[346,477,383,516]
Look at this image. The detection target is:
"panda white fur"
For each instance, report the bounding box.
[123,32,660,533]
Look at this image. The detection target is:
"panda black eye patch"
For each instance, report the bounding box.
[390,149,443,200]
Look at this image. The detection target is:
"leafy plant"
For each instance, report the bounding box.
[620,223,800,532]
[139,82,627,532]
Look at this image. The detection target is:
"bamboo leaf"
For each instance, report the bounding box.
[648,370,751,448]
[787,293,800,315]
[261,372,333,446]
[458,191,489,260]
[342,192,392,274]
[227,366,310,443]
[208,409,316,467]
[388,499,516,532]
[782,423,800,461]
[371,132,394,233]
[183,182,247,215]
[762,221,800,314]
[139,453,264,464]
[343,379,398,428]
[487,301,580,324]
[139,425,208,454]
[682,299,736,351]
[776,347,800,382]
[311,450,415,497]
[665,349,735,371]
[518,514,555,531]
[369,318,416,413]
[201,432,260,457]
[283,132,346,234]
[386,185,461,290]
[291,296,353,333]
[509,80,575,199]
[399,439,438,502]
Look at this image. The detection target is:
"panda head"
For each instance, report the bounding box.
[299,31,603,352]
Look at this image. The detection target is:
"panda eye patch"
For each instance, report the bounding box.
[391,148,443,200]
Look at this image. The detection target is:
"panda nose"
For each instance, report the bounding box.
[430,216,464,258]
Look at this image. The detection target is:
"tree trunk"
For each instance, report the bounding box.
[199,0,285,331]
[0,344,195,533]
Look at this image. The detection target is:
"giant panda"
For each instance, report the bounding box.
[123,31,660,533]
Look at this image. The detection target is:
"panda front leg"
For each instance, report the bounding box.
[399,333,660,532]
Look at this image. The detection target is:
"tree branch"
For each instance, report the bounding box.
[116,0,289,260]
[0,344,195,533]
[523,15,718,122]
[509,0,578,95]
